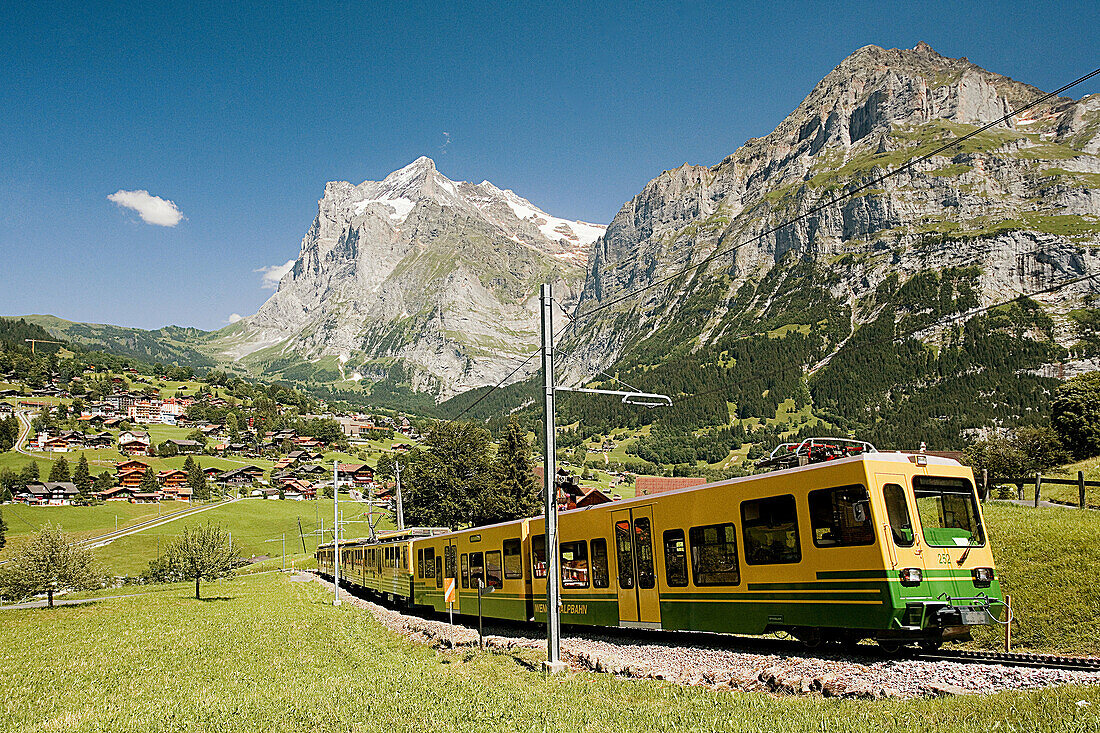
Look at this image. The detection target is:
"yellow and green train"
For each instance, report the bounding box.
[317,448,1002,650]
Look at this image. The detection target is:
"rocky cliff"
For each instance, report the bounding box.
[555,43,1100,445]
[215,157,604,398]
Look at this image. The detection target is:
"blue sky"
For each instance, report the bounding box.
[1,1,1098,331]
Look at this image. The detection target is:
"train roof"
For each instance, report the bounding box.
[318,452,970,549]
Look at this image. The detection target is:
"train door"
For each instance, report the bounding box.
[876,473,955,596]
[442,542,458,611]
[611,506,661,627]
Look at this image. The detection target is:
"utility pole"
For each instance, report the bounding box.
[333,460,340,606]
[540,283,565,675]
[394,460,405,530]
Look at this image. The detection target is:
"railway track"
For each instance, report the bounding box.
[916,648,1100,672]
[330,576,1100,674]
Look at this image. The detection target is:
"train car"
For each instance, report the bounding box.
[318,528,448,604]
[323,441,1002,650]
[412,519,533,620]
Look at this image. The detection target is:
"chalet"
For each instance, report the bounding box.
[158,469,189,488]
[117,469,146,488]
[0,403,13,414]
[163,438,203,454]
[240,465,265,480]
[202,466,223,479]
[299,464,328,476]
[575,487,612,508]
[42,435,71,452]
[161,484,192,501]
[219,468,257,488]
[98,486,140,501]
[393,443,412,453]
[634,476,707,496]
[24,481,79,506]
[119,430,151,456]
[116,459,150,473]
[86,432,114,449]
[337,463,374,487]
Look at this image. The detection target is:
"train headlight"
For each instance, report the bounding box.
[972,567,993,587]
[900,568,922,586]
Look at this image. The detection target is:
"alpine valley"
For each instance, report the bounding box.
[19,43,1100,455]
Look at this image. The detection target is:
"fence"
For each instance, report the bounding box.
[983,469,1100,509]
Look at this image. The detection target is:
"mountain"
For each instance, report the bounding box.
[19,314,217,368]
[542,43,1100,450]
[211,157,604,398]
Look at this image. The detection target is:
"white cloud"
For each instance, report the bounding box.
[226,313,243,323]
[107,189,184,226]
[440,131,451,154]
[255,259,295,289]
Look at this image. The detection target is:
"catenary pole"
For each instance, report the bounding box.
[333,460,341,605]
[540,283,565,674]
[394,460,405,530]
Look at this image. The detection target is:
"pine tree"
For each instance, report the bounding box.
[93,471,114,494]
[48,456,70,482]
[18,462,39,489]
[0,507,6,550]
[139,466,159,494]
[187,459,208,501]
[72,454,92,498]
[474,417,540,526]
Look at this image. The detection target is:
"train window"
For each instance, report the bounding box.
[486,551,504,588]
[503,539,523,580]
[591,538,610,588]
[532,535,547,579]
[689,523,740,586]
[560,541,589,588]
[741,495,802,565]
[663,529,689,587]
[444,545,457,580]
[435,556,443,588]
[913,476,986,548]
[417,548,424,578]
[634,518,656,589]
[809,485,875,548]
[403,546,408,570]
[614,520,634,589]
[461,553,469,589]
[883,484,915,547]
[424,547,436,578]
[469,552,485,587]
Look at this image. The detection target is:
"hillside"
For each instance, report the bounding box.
[547,43,1100,451]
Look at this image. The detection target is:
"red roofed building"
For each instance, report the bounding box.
[634,476,707,496]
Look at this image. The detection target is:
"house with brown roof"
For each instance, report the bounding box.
[158,469,188,488]
[337,463,374,487]
[634,476,707,496]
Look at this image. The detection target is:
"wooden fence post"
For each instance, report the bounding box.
[1080,470,1087,509]
[1034,473,1042,507]
[982,468,989,502]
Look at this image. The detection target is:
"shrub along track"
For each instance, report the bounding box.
[309,572,1100,699]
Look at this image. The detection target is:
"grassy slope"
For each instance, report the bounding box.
[2,573,1098,733]
[971,502,1100,654]
[1,497,394,576]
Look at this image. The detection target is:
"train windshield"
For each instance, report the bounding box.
[913,476,985,547]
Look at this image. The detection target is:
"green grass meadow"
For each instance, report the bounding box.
[970,502,1100,654]
[3,572,1099,733]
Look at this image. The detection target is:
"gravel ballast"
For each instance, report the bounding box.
[308,574,1100,699]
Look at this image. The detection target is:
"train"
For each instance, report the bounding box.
[316,440,1003,651]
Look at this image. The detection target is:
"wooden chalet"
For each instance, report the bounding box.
[117,469,146,488]
[24,481,79,505]
[158,469,188,488]
[337,463,374,486]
